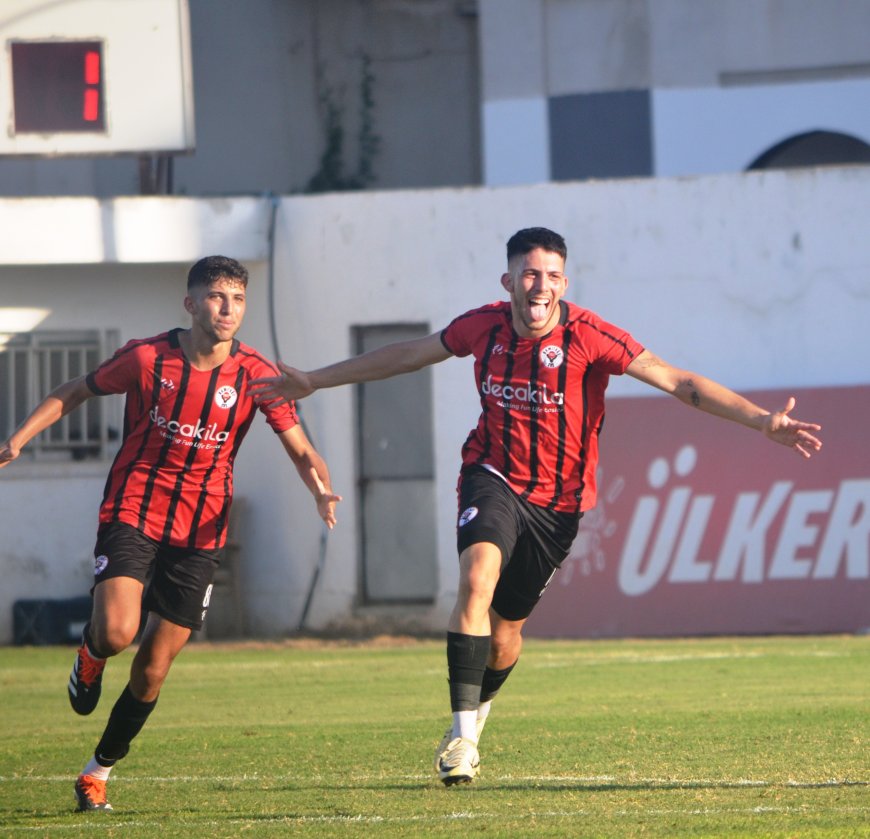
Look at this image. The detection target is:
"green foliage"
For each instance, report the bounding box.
[306,54,380,194]
[1,635,868,837]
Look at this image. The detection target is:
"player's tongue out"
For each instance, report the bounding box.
[529,298,549,323]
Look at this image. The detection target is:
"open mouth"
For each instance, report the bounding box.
[527,296,551,323]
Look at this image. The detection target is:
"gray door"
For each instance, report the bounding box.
[356,324,438,603]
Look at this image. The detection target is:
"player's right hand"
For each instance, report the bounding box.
[249,361,314,406]
[0,441,20,468]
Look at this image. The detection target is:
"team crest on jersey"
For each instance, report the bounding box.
[458,506,478,527]
[215,386,238,409]
[94,555,109,576]
[540,345,564,369]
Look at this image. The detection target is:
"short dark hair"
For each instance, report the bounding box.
[187,255,249,290]
[506,228,567,263]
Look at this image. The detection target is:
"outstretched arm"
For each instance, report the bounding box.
[0,376,96,469]
[249,331,452,406]
[625,350,822,458]
[277,424,343,529]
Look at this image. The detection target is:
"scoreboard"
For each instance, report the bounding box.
[0,0,194,156]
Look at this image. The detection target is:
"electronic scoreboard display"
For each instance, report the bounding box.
[0,0,194,156]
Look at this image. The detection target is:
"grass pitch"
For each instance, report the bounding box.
[0,635,867,838]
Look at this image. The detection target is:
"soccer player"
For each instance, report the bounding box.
[248,227,822,785]
[0,256,341,811]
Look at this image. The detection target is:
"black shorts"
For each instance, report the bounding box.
[92,522,223,631]
[456,466,581,621]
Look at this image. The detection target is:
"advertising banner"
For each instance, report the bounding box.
[525,385,870,637]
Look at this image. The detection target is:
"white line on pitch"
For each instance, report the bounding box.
[4,805,870,833]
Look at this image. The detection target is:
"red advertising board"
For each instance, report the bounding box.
[525,385,870,638]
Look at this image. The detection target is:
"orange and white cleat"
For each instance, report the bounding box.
[74,774,113,812]
[68,628,106,716]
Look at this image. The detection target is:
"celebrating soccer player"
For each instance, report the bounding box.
[0,255,341,811]
[249,227,822,785]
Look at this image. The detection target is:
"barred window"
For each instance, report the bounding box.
[0,330,122,462]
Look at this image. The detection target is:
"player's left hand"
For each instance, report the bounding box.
[310,467,342,529]
[762,397,822,458]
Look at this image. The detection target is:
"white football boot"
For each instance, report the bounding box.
[436,737,481,786]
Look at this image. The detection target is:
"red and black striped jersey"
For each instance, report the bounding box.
[441,300,643,515]
[86,329,297,550]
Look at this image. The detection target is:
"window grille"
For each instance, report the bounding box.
[0,330,121,462]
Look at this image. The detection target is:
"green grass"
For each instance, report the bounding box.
[1,635,867,837]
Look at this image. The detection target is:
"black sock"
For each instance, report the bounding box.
[94,684,158,767]
[480,660,517,703]
[83,623,107,660]
[446,631,490,712]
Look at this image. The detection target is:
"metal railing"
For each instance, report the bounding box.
[0,330,121,461]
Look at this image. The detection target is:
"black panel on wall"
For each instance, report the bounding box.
[747,130,870,170]
[549,89,653,181]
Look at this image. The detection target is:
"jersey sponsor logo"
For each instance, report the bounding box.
[215,385,238,409]
[540,345,564,369]
[481,374,564,406]
[94,554,109,575]
[458,506,478,527]
[149,405,230,444]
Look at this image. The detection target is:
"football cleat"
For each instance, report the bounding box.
[74,774,113,812]
[433,716,488,772]
[436,737,480,786]
[68,630,106,716]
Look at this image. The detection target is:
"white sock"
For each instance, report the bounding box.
[452,709,479,743]
[476,699,492,727]
[81,756,113,781]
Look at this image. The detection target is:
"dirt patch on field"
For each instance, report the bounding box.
[196,614,442,650]
[195,633,439,651]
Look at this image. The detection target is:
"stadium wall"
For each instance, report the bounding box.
[0,167,868,643]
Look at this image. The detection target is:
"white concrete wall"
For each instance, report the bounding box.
[266,166,870,637]
[1,165,869,642]
[652,78,870,176]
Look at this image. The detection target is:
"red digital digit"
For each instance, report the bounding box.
[83,89,100,122]
[83,50,101,121]
[84,50,101,86]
